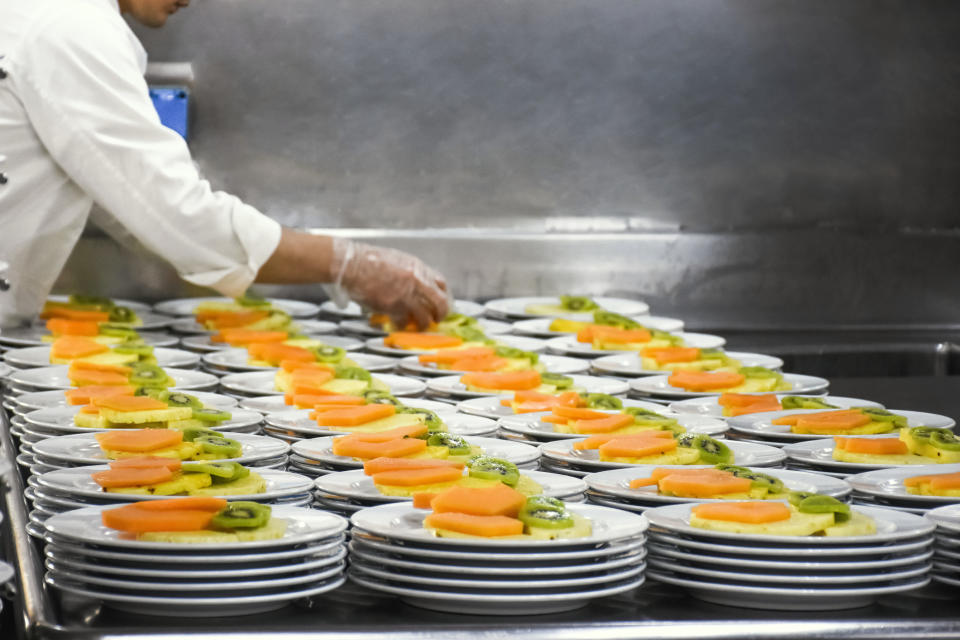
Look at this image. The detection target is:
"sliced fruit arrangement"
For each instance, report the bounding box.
[525,294,599,316]
[330,425,481,463]
[573,431,732,465]
[499,390,624,414]
[542,405,683,436]
[718,393,838,417]
[91,457,265,496]
[460,370,581,395]
[66,360,174,389]
[900,427,960,464]
[689,495,876,537]
[772,408,907,435]
[831,434,937,465]
[576,324,684,352]
[49,335,158,367]
[667,367,791,394]
[419,485,593,540]
[41,295,141,326]
[308,401,446,434]
[363,455,542,498]
[44,316,150,347]
[193,294,293,331]
[371,312,481,335]
[72,389,232,430]
[95,428,244,462]
[628,465,790,500]
[242,340,353,368]
[418,344,540,373]
[273,360,388,396]
[904,470,960,497]
[100,496,286,543]
[638,347,741,373]
[549,310,654,334]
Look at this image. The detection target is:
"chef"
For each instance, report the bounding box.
[0,0,449,328]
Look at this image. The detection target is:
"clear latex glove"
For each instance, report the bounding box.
[328,238,450,330]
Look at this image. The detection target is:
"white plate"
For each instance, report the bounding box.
[925,504,960,534]
[364,334,546,358]
[45,295,152,312]
[497,411,728,441]
[181,331,345,354]
[783,437,946,472]
[315,469,587,504]
[3,346,200,370]
[12,389,237,413]
[426,374,629,399]
[585,466,851,504]
[239,395,452,415]
[23,406,262,434]
[319,299,484,319]
[200,344,387,374]
[44,504,346,550]
[46,573,345,617]
[647,530,933,558]
[455,395,664,421]
[44,537,344,565]
[667,394,882,418]
[340,317,513,338]
[32,432,289,466]
[348,571,644,615]
[511,315,684,337]
[292,435,540,469]
[351,502,647,547]
[36,466,313,502]
[153,297,320,318]
[484,296,649,320]
[545,332,726,358]
[647,541,932,571]
[218,371,424,398]
[170,318,337,336]
[396,353,591,378]
[847,465,960,505]
[644,502,935,545]
[630,373,830,399]
[30,311,174,331]
[0,328,178,349]
[729,409,955,442]
[590,351,783,378]
[7,366,218,392]
[540,438,786,471]
[644,569,929,611]
[264,409,497,438]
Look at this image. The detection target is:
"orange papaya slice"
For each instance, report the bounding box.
[109,457,182,471]
[96,429,183,453]
[195,309,269,329]
[643,347,701,364]
[429,484,527,517]
[134,496,228,512]
[718,393,782,416]
[418,347,497,365]
[573,430,674,450]
[834,436,908,455]
[248,342,314,366]
[552,406,611,421]
[51,336,110,360]
[312,404,396,426]
[775,410,871,432]
[67,369,131,387]
[598,436,678,459]
[460,370,542,391]
[448,355,510,372]
[412,492,440,509]
[371,466,465,487]
[280,360,335,374]
[363,457,465,475]
[69,360,133,375]
[423,512,523,537]
[335,424,430,443]
[92,466,176,488]
[383,332,463,351]
[101,497,228,533]
[64,385,136,405]
[571,413,636,434]
[45,318,100,337]
[41,307,110,322]
[211,329,289,345]
[93,395,169,412]
[905,472,960,491]
[577,325,651,344]
[655,469,753,498]
[331,436,427,459]
[287,393,366,408]
[692,501,792,524]
[668,370,746,392]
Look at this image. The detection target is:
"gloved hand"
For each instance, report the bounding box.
[328,238,450,330]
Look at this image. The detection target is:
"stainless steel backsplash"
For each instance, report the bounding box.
[57,0,960,327]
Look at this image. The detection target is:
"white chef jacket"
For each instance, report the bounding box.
[0,0,282,327]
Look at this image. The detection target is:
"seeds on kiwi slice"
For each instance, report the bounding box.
[854,407,907,429]
[181,461,241,479]
[362,390,401,405]
[210,501,271,530]
[580,393,622,410]
[518,496,575,529]
[714,464,784,493]
[334,365,371,381]
[559,295,597,312]
[396,406,442,429]
[592,310,641,330]
[194,434,243,458]
[129,363,168,386]
[312,345,346,363]
[929,430,960,451]
[467,455,520,487]
[787,491,816,507]
[108,306,137,324]
[540,373,573,390]
[678,434,732,464]
[796,494,851,522]
[427,432,471,455]
[135,386,166,399]
[180,426,220,442]
[192,408,232,423]
[159,391,203,409]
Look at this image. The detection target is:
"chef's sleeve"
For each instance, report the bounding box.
[11,8,282,297]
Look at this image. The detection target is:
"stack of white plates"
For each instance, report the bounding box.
[496,410,728,444]
[348,502,648,614]
[583,466,851,513]
[22,407,264,440]
[629,373,830,401]
[643,502,935,610]
[426,374,626,400]
[3,346,201,370]
[0,327,179,349]
[846,465,960,515]
[781,436,947,479]
[456,395,665,421]
[667,394,881,419]
[25,466,316,537]
[288,435,541,478]
[537,438,786,478]
[924,505,960,587]
[240,395,452,415]
[8,388,237,418]
[313,468,588,516]
[589,351,783,377]
[5,366,219,395]
[43,504,348,616]
[262,409,497,443]
[218,371,423,399]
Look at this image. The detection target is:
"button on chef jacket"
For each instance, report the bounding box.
[0,0,282,327]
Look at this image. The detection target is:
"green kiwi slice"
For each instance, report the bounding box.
[494,345,539,365]
[714,464,784,493]
[854,407,908,429]
[787,491,816,507]
[559,295,598,312]
[134,386,166,399]
[739,366,779,379]
[129,363,169,387]
[210,501,271,530]
[108,306,137,324]
[192,408,232,423]
[438,313,476,328]
[113,342,154,357]
[334,365,372,381]
[427,432,472,455]
[159,391,203,409]
[312,345,346,363]
[929,430,960,451]
[180,427,221,442]
[540,373,574,390]
[451,325,494,344]
[592,310,642,330]
[796,494,851,522]
[467,455,520,487]
[579,393,623,410]
[518,496,575,529]
[181,461,244,479]
[362,390,401,405]
[678,434,733,464]
[68,294,114,310]
[98,324,140,339]
[194,434,243,458]
[235,293,271,308]
[780,396,838,410]
[396,406,443,429]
